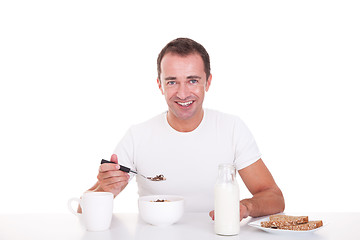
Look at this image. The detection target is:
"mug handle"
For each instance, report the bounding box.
[68,197,81,216]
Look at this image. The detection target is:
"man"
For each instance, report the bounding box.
[87,38,285,221]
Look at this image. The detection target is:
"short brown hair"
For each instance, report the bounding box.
[157,38,211,81]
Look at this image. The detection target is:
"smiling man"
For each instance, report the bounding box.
[158,52,210,132]
[87,38,285,221]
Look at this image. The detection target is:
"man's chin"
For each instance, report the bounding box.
[169,106,201,121]
[172,112,194,121]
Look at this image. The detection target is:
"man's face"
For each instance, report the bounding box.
[157,53,212,121]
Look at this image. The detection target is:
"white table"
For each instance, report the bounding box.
[0,212,359,240]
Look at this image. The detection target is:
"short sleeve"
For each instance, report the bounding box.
[233,118,262,170]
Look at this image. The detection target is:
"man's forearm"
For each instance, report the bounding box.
[241,187,285,218]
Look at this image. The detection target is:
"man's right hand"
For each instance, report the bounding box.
[94,154,130,197]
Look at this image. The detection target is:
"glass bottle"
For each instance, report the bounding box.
[214,163,240,235]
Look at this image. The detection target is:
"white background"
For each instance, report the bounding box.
[0,0,359,214]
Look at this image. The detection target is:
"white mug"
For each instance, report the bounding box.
[68,191,114,231]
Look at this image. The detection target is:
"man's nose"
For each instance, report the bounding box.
[176,83,191,99]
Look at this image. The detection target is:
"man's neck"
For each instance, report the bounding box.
[167,109,204,132]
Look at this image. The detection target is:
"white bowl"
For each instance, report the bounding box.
[138,195,184,226]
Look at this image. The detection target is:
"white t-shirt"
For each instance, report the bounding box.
[113,109,261,212]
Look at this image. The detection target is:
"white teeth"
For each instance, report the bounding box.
[177,101,193,106]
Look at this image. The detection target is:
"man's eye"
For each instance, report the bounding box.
[189,80,198,84]
[167,81,176,85]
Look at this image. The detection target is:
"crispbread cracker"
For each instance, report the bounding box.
[261,215,323,231]
[280,220,323,231]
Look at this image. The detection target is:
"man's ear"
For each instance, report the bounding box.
[205,74,212,92]
[157,78,164,95]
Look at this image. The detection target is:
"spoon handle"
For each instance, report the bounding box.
[100,159,137,174]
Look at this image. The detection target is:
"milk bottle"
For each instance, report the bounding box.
[214,163,240,235]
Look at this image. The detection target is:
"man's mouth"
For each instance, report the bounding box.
[176,100,194,107]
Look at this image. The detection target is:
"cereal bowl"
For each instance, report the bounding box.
[138,195,184,226]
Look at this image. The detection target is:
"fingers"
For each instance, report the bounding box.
[100,175,129,187]
[96,171,129,197]
[98,163,130,182]
[99,162,120,172]
[98,170,129,182]
[95,179,129,197]
[96,154,129,197]
[240,203,249,221]
[209,210,214,221]
[110,154,118,164]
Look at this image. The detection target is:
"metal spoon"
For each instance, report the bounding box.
[100,159,166,181]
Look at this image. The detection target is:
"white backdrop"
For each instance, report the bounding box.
[0,0,359,214]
